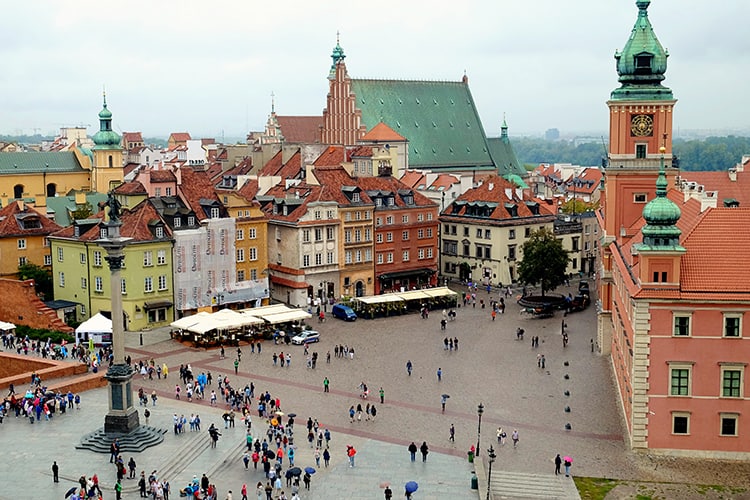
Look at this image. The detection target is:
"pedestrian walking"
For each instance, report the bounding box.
[408,442,417,462]
[497,427,506,445]
[440,394,447,412]
[51,461,59,483]
[323,377,329,393]
[234,359,239,374]
[420,441,429,462]
[564,457,572,476]
[323,448,330,467]
[379,387,384,403]
[512,429,519,448]
[406,360,412,376]
[437,367,442,381]
[449,424,455,442]
[554,454,562,475]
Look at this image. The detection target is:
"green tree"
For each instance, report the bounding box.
[517,228,569,296]
[71,201,93,220]
[560,199,599,214]
[18,262,53,300]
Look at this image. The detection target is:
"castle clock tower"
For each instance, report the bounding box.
[91,93,124,193]
[599,0,677,354]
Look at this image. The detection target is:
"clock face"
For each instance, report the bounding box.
[631,114,654,137]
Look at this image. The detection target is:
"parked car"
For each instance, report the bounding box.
[331,304,357,321]
[291,330,320,345]
[578,280,590,294]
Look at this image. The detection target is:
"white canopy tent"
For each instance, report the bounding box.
[171,312,211,330]
[0,320,16,332]
[75,313,112,334]
[260,309,312,324]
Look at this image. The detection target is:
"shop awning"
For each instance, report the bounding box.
[144,300,174,310]
[260,309,312,324]
[396,290,432,301]
[171,312,211,330]
[378,268,435,280]
[422,287,459,298]
[356,294,405,305]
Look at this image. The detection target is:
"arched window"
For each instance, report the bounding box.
[108,155,113,168]
[13,184,24,199]
[46,183,57,197]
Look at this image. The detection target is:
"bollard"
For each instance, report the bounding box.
[564,374,570,380]
[140,333,143,346]
[467,450,474,463]
[470,473,478,489]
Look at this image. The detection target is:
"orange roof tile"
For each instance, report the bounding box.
[259,150,284,176]
[114,181,147,195]
[150,170,177,183]
[177,167,223,221]
[276,116,323,143]
[238,178,261,200]
[680,170,750,207]
[0,201,62,237]
[429,174,459,191]
[313,146,345,167]
[51,200,168,243]
[169,132,191,142]
[349,146,373,158]
[361,122,406,142]
[681,207,750,293]
[399,171,425,189]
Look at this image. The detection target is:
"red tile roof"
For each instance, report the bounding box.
[150,169,177,183]
[122,132,143,144]
[113,181,147,195]
[442,175,554,222]
[399,171,425,189]
[169,132,191,142]
[177,167,223,221]
[52,200,168,243]
[259,150,284,176]
[238,178,260,200]
[313,146,345,167]
[276,116,323,143]
[681,207,750,293]
[429,174,459,191]
[277,151,303,179]
[205,162,224,180]
[349,146,373,158]
[124,163,140,176]
[361,122,406,142]
[0,201,62,237]
[680,170,750,207]
[223,157,254,177]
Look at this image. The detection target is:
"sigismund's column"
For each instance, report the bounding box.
[97,195,139,434]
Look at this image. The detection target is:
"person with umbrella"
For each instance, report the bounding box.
[405,481,418,499]
[441,394,449,412]
[563,456,573,477]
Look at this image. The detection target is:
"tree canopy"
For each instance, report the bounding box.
[18,262,53,300]
[517,228,569,296]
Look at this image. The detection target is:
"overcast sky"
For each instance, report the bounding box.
[1,0,748,140]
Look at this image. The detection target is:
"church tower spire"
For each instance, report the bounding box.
[91,91,123,193]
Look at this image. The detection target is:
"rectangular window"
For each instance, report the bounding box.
[315,228,323,241]
[354,229,362,242]
[386,232,393,242]
[303,230,311,243]
[672,412,690,435]
[673,314,691,337]
[634,193,647,203]
[417,213,424,222]
[724,314,742,337]
[402,215,409,223]
[485,229,491,239]
[17,239,26,249]
[403,250,410,262]
[355,211,362,220]
[121,278,127,295]
[58,272,65,287]
[365,228,371,241]
[377,253,384,264]
[670,367,691,396]
[376,233,383,243]
[237,270,245,281]
[80,305,86,317]
[345,230,352,243]
[463,243,470,256]
[377,217,383,227]
[327,227,335,240]
[93,251,102,267]
[417,229,424,239]
[476,228,483,238]
[525,227,531,238]
[418,249,425,259]
[427,212,433,221]
[636,144,647,159]
[303,255,310,267]
[484,247,491,259]
[464,227,470,237]
[250,269,257,280]
[315,253,322,266]
[95,276,103,293]
[158,275,168,291]
[57,247,64,262]
[187,216,195,226]
[144,277,153,293]
[78,252,85,264]
[345,251,352,264]
[427,228,433,238]
[327,252,335,264]
[81,277,87,289]
[249,248,257,261]
[722,368,743,398]
[365,248,372,261]
[386,216,394,225]
[210,207,220,218]
[237,229,244,240]
[157,250,166,265]
[173,218,181,228]
[44,255,52,266]
[249,228,257,239]
[156,226,164,238]
[143,251,153,266]
[387,252,393,263]
[720,414,739,437]
[427,248,433,258]
[355,250,362,263]
[509,229,516,240]
[402,231,409,241]
[100,228,107,239]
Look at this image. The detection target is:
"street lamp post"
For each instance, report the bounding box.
[486,445,497,500]
[476,403,484,457]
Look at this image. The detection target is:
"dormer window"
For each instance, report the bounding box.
[174,218,181,228]
[74,226,80,237]
[188,216,195,226]
[210,207,220,218]
[403,195,414,205]
[635,53,653,74]
[352,192,361,203]
[387,197,395,206]
[155,226,164,238]
[375,198,383,207]
[100,228,107,239]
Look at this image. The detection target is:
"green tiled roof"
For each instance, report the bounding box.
[45,193,108,227]
[487,136,526,178]
[351,79,495,170]
[0,152,87,175]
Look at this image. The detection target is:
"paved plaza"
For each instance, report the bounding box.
[2,281,746,499]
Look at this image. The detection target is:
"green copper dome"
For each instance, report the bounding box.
[92,94,121,149]
[328,34,346,79]
[640,153,683,249]
[611,0,673,100]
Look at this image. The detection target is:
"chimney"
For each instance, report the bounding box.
[728,168,737,182]
[488,182,494,191]
[504,188,513,199]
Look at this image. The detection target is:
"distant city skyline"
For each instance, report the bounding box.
[1,0,748,139]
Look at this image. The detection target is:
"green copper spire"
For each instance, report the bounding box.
[611,0,673,100]
[92,91,121,150]
[640,147,683,250]
[328,31,346,79]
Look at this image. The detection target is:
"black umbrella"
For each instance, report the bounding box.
[288,466,302,477]
[64,487,78,499]
[441,394,450,399]
[265,450,276,459]
[287,413,297,418]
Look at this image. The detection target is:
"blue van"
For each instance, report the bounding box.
[332,304,357,321]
